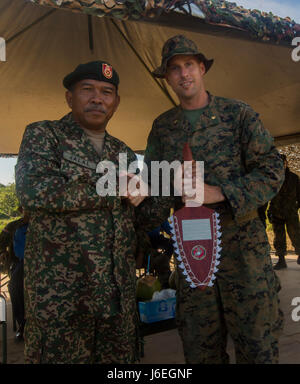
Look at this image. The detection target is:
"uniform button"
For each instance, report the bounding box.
[211,116,216,120]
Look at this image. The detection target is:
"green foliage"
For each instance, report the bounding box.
[265,215,273,232]
[0,183,19,219]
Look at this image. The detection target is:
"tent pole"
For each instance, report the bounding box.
[87,15,94,54]
[110,19,176,107]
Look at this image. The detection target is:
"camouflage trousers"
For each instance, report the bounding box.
[272,215,300,257]
[175,217,284,364]
[24,313,138,364]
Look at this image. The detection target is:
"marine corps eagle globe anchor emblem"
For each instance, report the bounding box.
[191,245,207,261]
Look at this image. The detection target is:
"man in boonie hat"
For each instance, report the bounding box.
[152,35,214,107]
[130,35,285,364]
[152,34,214,78]
[15,61,140,364]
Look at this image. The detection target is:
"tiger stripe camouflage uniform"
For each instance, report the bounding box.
[15,113,139,364]
[137,94,285,364]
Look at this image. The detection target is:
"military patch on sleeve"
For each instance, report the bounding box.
[63,151,97,170]
[102,63,113,79]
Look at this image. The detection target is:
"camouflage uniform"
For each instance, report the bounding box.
[138,94,285,364]
[268,167,300,260]
[15,113,139,364]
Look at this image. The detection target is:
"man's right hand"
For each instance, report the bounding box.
[123,173,149,207]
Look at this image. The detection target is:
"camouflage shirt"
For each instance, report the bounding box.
[15,113,138,336]
[137,94,285,364]
[269,167,300,219]
[140,94,284,226]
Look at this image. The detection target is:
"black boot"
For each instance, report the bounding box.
[273,255,287,270]
[297,255,300,265]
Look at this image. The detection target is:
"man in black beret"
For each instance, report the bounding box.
[15,61,140,364]
[63,61,120,140]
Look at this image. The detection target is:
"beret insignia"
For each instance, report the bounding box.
[102,63,113,79]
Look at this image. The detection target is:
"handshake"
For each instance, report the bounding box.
[120,159,225,208]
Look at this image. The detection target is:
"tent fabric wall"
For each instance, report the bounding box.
[0,0,300,155]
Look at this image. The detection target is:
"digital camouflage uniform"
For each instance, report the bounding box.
[138,94,285,364]
[15,113,139,364]
[268,167,300,260]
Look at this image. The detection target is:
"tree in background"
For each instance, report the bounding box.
[0,184,19,230]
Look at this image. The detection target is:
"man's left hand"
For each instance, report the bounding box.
[122,172,149,207]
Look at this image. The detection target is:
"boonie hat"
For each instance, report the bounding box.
[153,35,214,78]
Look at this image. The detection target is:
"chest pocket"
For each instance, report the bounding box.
[190,125,242,185]
[159,128,188,163]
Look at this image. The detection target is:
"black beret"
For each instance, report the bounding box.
[63,60,119,90]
